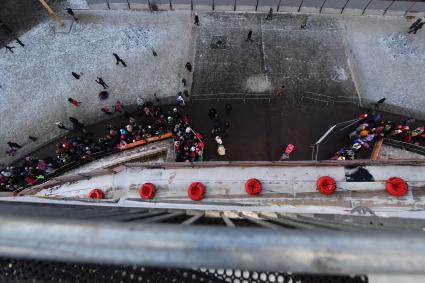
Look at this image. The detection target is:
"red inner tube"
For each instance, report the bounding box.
[188,182,205,201]
[386,177,408,197]
[88,189,104,199]
[139,183,156,200]
[245,178,262,195]
[316,176,336,195]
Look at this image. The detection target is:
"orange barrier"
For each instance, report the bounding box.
[117,133,173,150]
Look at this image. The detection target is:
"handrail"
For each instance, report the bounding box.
[0,216,424,275]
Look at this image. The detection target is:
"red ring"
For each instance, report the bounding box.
[316,176,336,195]
[245,178,262,196]
[88,189,104,199]
[386,177,408,197]
[188,182,205,201]
[139,183,156,199]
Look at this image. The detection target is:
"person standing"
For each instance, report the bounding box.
[7,141,22,149]
[55,122,68,130]
[154,93,160,103]
[68,98,82,107]
[208,108,217,120]
[182,78,187,87]
[71,72,81,79]
[194,13,200,26]
[177,95,185,106]
[246,30,253,42]
[114,100,124,113]
[113,53,127,67]
[276,85,285,96]
[266,8,273,20]
[225,104,232,114]
[95,77,109,89]
[0,22,13,34]
[67,8,78,21]
[185,62,192,72]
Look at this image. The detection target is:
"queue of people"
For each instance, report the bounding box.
[331,113,425,160]
[1,98,202,192]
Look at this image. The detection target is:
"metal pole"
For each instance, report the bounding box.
[37,0,64,26]
[383,0,395,16]
[320,0,327,13]
[298,0,304,12]
[405,0,418,16]
[362,0,374,16]
[315,143,319,161]
[341,0,350,14]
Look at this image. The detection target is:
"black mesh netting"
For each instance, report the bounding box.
[0,257,367,283]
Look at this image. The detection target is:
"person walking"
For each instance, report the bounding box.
[266,8,273,20]
[69,117,88,135]
[152,48,158,56]
[67,8,78,21]
[95,77,109,89]
[409,21,424,34]
[68,98,81,107]
[182,78,187,87]
[28,136,38,142]
[185,62,192,72]
[15,38,25,47]
[101,106,113,115]
[194,13,200,26]
[409,18,422,31]
[5,45,15,53]
[71,72,81,79]
[55,122,68,130]
[113,53,127,67]
[7,141,22,149]
[246,30,253,42]
[69,116,82,125]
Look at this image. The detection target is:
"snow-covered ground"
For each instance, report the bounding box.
[1,11,425,166]
[0,10,194,165]
[343,15,425,119]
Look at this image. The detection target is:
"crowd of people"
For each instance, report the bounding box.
[1,98,202,191]
[331,111,425,160]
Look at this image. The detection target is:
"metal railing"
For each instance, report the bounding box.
[1,206,425,275]
[86,0,425,16]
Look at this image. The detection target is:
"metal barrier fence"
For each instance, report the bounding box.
[85,0,425,16]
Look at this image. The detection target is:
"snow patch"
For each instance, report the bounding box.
[379,33,425,60]
[245,74,272,93]
[331,66,348,81]
[66,0,89,9]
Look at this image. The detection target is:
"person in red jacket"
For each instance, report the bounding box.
[68,98,81,107]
